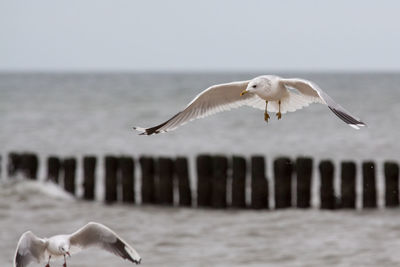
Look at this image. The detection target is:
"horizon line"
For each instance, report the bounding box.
[1,69,399,75]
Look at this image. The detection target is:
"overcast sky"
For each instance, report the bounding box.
[1,0,399,72]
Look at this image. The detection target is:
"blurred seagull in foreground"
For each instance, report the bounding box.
[133,75,366,135]
[14,222,141,267]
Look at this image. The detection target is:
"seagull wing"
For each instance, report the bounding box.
[69,222,141,264]
[14,231,47,267]
[133,80,258,135]
[280,78,366,129]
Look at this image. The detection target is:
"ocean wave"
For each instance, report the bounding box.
[0,178,75,202]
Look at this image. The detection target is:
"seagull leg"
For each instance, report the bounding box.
[276,100,282,120]
[45,255,51,267]
[264,101,270,122]
[63,255,67,267]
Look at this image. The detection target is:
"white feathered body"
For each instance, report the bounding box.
[252,75,289,101]
[46,235,69,257]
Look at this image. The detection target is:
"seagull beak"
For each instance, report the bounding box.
[66,252,71,257]
[240,90,248,96]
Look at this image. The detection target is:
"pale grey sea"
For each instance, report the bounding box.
[1,72,400,266]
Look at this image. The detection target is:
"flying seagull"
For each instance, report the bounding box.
[133,75,366,135]
[14,222,141,267]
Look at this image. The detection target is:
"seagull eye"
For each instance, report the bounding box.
[252,85,257,88]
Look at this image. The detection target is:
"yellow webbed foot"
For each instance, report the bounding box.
[264,112,270,122]
[276,100,282,120]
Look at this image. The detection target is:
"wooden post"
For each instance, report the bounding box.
[105,156,118,203]
[21,153,29,178]
[384,161,399,207]
[319,160,335,209]
[197,155,213,207]
[296,157,312,208]
[63,158,76,195]
[251,156,268,209]
[119,156,135,204]
[157,157,174,205]
[21,153,38,180]
[83,156,96,201]
[140,156,155,204]
[175,157,192,207]
[212,155,228,208]
[274,157,293,209]
[362,161,377,208]
[8,152,21,177]
[341,161,356,209]
[47,156,61,183]
[232,156,246,208]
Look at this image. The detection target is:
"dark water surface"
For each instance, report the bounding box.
[1,73,399,266]
[2,180,400,267]
[0,72,398,160]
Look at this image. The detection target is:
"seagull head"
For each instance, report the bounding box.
[240,76,273,96]
[59,243,71,257]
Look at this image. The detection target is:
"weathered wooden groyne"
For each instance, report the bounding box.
[4,152,400,210]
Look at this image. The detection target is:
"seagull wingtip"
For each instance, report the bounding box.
[349,122,367,130]
[349,124,360,130]
[132,126,148,135]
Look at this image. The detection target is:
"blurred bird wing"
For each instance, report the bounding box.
[133,80,262,135]
[280,78,366,129]
[14,231,47,267]
[69,222,141,264]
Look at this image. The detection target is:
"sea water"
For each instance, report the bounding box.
[0,72,399,266]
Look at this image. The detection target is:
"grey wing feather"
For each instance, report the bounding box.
[14,231,47,267]
[133,80,257,135]
[280,78,366,129]
[69,222,141,264]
